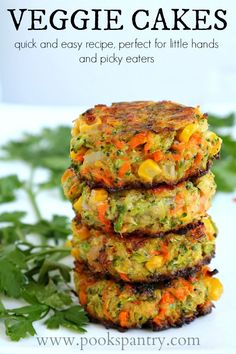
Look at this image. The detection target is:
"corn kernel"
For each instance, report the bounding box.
[79,118,102,133]
[70,150,77,160]
[181,214,192,223]
[90,189,108,204]
[204,277,223,301]
[203,217,216,236]
[138,159,162,183]
[145,256,165,273]
[206,131,222,156]
[177,123,198,143]
[74,196,83,213]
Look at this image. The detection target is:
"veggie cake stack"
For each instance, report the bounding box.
[62,101,223,330]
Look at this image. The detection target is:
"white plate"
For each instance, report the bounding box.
[0,104,235,353]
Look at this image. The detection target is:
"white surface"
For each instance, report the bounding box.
[0,104,235,353]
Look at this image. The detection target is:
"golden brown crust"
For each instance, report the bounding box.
[74,254,214,284]
[71,154,220,192]
[72,217,204,239]
[87,301,213,332]
[81,101,204,134]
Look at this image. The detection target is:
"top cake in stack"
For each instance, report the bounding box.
[62,101,223,330]
[69,101,221,189]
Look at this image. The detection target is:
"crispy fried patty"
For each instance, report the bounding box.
[74,265,223,330]
[69,101,221,189]
[62,170,216,235]
[72,216,216,283]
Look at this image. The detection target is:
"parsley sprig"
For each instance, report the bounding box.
[0,126,88,341]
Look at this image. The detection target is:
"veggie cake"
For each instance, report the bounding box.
[70,101,221,189]
[72,216,216,283]
[62,169,216,235]
[74,264,223,330]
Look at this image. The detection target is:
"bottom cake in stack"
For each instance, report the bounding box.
[74,263,222,330]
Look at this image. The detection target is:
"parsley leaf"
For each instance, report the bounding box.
[5,317,37,341]
[0,124,89,341]
[45,306,88,333]
[1,127,70,191]
[0,175,22,204]
[213,158,236,192]
[208,113,235,128]
[2,304,49,341]
[22,280,72,309]
[0,245,26,298]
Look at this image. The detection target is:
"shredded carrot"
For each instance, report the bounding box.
[72,147,88,163]
[170,288,188,302]
[118,161,131,178]
[79,289,87,305]
[190,133,202,145]
[80,167,89,176]
[97,203,111,231]
[160,244,169,260]
[74,150,87,163]
[175,193,185,209]
[172,142,185,152]
[160,291,175,305]
[175,193,183,204]
[113,140,125,149]
[153,309,166,325]
[153,291,175,325]
[152,150,165,162]
[129,132,148,149]
[74,155,84,163]
[95,140,102,147]
[91,168,113,187]
[195,153,203,164]
[170,279,194,301]
[173,153,182,162]
[144,138,152,154]
[119,311,129,327]
[119,273,130,282]
[151,244,169,259]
